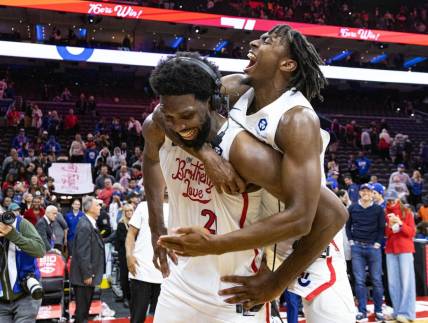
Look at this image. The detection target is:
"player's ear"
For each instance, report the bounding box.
[279,58,297,73]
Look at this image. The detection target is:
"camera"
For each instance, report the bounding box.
[0,211,16,225]
[21,274,44,300]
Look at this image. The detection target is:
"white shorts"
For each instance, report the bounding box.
[154,285,271,323]
[302,274,355,323]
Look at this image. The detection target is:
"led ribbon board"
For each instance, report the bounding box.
[0,41,427,85]
[1,0,428,46]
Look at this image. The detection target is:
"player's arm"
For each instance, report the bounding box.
[125,225,139,276]
[142,114,176,277]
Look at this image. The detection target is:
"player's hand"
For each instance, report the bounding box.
[0,223,13,237]
[158,227,218,257]
[152,234,178,278]
[127,255,139,276]
[201,149,246,194]
[219,256,282,309]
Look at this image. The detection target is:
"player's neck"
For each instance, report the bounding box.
[251,78,289,112]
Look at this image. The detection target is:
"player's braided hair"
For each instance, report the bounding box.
[269,24,327,101]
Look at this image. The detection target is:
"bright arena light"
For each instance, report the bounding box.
[1,41,427,85]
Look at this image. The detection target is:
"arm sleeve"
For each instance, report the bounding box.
[35,221,51,252]
[57,214,68,230]
[6,218,45,258]
[400,210,416,238]
[376,208,386,243]
[73,224,93,279]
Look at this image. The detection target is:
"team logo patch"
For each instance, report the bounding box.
[297,272,311,287]
[258,118,267,131]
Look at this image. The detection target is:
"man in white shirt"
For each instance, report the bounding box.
[126,200,168,323]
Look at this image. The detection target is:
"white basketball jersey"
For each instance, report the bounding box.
[228,87,347,300]
[158,123,266,318]
[230,87,329,186]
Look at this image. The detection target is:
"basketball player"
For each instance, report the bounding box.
[145,52,354,322]
[157,26,356,322]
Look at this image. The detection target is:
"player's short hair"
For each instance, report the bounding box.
[149,51,221,103]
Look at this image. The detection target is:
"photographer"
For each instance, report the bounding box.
[0,203,45,322]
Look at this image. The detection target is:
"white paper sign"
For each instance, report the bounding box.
[48,163,94,195]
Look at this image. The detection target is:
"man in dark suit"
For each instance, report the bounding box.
[35,205,59,252]
[70,196,105,323]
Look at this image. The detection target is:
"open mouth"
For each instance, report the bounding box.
[244,52,257,72]
[178,128,198,140]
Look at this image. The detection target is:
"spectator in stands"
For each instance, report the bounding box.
[388,175,410,203]
[35,204,59,252]
[31,104,43,130]
[69,134,86,163]
[361,128,372,153]
[378,129,391,161]
[64,108,79,136]
[409,170,424,207]
[109,192,122,232]
[85,133,96,149]
[127,117,142,149]
[48,110,61,136]
[95,117,107,135]
[76,93,87,114]
[65,199,84,254]
[95,165,115,190]
[95,147,112,169]
[2,149,24,178]
[355,151,371,184]
[417,197,428,223]
[346,183,385,322]
[23,195,45,226]
[116,203,134,308]
[60,87,72,102]
[346,153,358,182]
[98,178,114,207]
[12,128,28,150]
[345,120,357,148]
[17,142,30,159]
[2,173,16,192]
[24,149,37,167]
[389,164,411,187]
[110,117,122,147]
[20,192,33,213]
[118,165,131,189]
[384,190,416,323]
[84,146,98,167]
[87,95,97,116]
[129,146,142,166]
[6,103,21,127]
[326,170,339,192]
[127,178,142,198]
[44,136,61,156]
[372,183,386,208]
[111,147,126,173]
